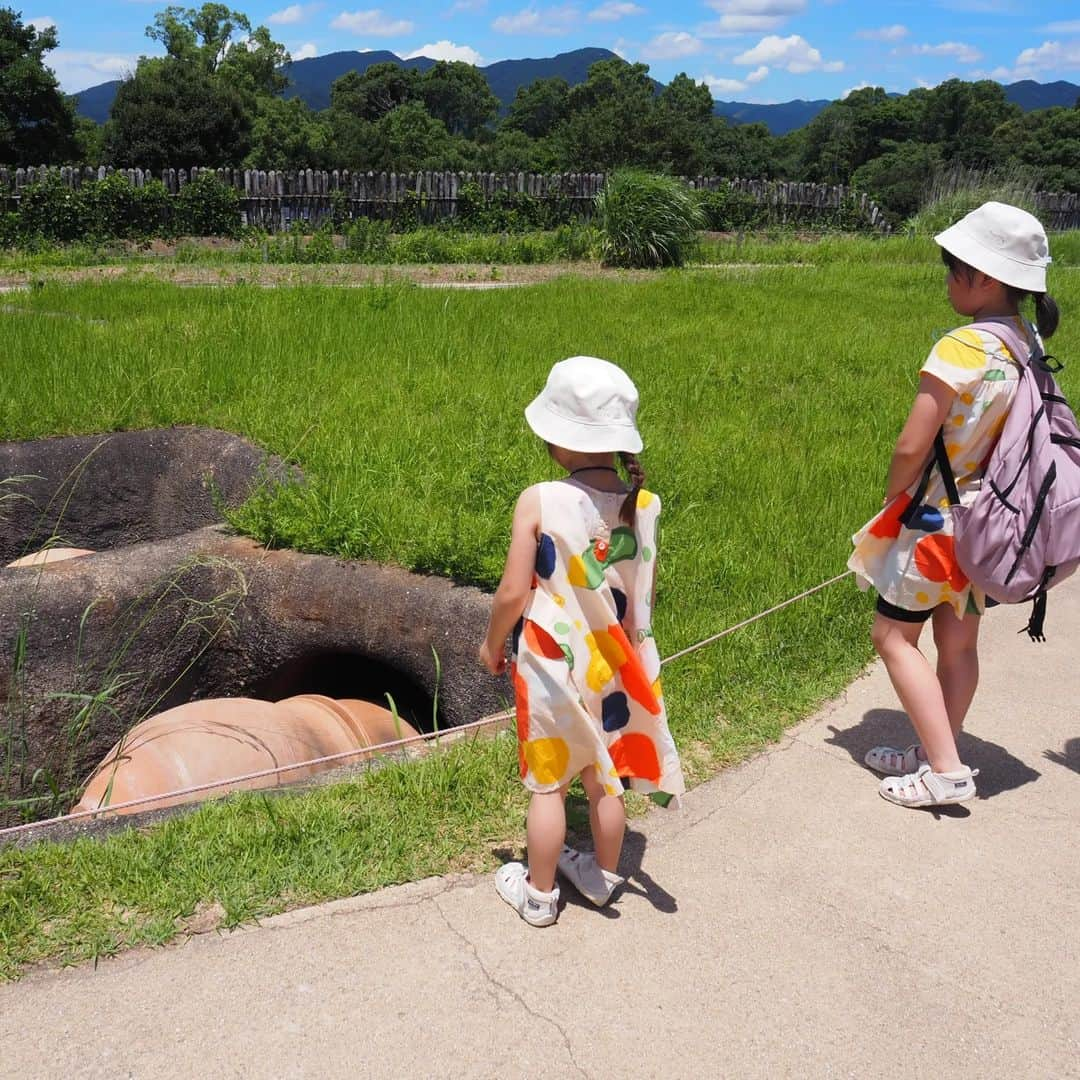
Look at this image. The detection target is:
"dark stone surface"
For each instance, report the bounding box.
[0,528,506,829]
[0,427,292,564]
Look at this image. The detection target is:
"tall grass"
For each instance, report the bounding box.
[596,171,706,268]
[905,165,1041,236]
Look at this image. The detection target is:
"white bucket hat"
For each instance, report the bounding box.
[525,356,643,454]
[935,201,1051,293]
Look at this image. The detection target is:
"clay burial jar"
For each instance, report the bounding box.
[73,695,419,816]
[6,548,95,569]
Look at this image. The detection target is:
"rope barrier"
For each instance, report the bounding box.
[0,569,854,840]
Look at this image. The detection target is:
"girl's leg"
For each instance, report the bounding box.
[932,604,981,738]
[580,766,625,873]
[526,785,570,893]
[871,610,963,773]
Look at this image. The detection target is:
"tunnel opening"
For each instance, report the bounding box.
[247,650,439,735]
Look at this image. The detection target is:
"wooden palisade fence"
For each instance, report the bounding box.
[1,165,1078,231]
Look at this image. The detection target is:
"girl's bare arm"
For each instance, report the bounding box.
[884,373,956,502]
[479,486,541,675]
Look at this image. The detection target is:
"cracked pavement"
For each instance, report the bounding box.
[2,579,1079,1078]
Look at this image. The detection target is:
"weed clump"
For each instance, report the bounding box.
[595,170,705,269]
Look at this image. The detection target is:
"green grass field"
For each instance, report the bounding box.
[1,240,1077,976]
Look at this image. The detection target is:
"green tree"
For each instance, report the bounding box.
[704,120,778,179]
[556,58,657,169]
[330,63,421,123]
[992,106,1080,193]
[105,57,251,168]
[649,73,715,173]
[373,101,461,171]
[800,87,919,184]
[0,8,78,164]
[419,60,498,138]
[850,141,942,220]
[147,4,288,93]
[246,96,333,169]
[503,76,569,139]
[918,79,1020,166]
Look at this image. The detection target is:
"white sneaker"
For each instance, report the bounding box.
[879,763,978,808]
[557,846,624,907]
[494,862,559,927]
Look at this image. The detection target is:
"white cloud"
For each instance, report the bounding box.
[267,4,309,24]
[49,50,139,93]
[1013,39,1080,77]
[588,1,644,21]
[909,41,983,64]
[842,81,872,97]
[293,42,319,59]
[331,9,414,35]
[706,0,805,12]
[450,0,487,10]
[745,64,768,82]
[856,25,907,42]
[612,36,631,58]
[698,15,786,35]
[734,34,843,73]
[492,6,579,33]
[1044,20,1080,33]
[704,74,749,94]
[25,15,56,31]
[642,31,703,60]
[405,40,485,64]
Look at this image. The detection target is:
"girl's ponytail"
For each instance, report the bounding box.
[1035,292,1060,340]
[619,451,645,526]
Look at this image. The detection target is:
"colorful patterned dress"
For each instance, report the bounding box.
[849,315,1039,618]
[510,478,685,803]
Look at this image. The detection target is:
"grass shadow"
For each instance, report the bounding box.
[1044,738,1080,775]
[824,708,1041,800]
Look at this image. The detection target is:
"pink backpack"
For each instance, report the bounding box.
[930,319,1080,639]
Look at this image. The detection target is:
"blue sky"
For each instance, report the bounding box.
[23,1,1080,103]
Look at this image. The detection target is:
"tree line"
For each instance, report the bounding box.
[2,4,1078,223]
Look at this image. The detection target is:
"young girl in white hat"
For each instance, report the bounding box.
[849,202,1060,808]
[479,356,685,926]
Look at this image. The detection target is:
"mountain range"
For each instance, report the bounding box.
[73,47,1080,137]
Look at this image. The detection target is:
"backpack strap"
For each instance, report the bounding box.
[923,320,1036,511]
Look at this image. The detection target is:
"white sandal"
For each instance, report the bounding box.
[879,763,978,808]
[865,743,924,776]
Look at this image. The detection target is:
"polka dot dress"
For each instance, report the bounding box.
[511,479,685,803]
[849,316,1038,618]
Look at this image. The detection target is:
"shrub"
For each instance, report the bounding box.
[697,185,765,231]
[595,170,705,268]
[174,172,241,237]
[17,173,88,244]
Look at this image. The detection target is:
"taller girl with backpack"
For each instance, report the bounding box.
[849,202,1062,809]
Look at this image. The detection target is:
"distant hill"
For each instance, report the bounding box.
[713,98,831,136]
[73,49,1080,136]
[280,50,435,112]
[74,46,624,124]
[1005,79,1080,111]
[73,79,122,125]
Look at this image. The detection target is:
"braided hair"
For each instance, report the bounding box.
[619,451,645,526]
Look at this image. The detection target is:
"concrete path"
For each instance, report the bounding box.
[3,580,1079,1079]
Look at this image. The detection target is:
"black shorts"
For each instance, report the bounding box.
[875,596,935,623]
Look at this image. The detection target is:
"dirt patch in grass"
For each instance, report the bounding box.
[0,262,669,290]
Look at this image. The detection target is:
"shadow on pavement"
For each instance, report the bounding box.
[494,803,678,919]
[1044,737,1080,774]
[824,708,1041,800]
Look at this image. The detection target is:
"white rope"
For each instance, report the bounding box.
[0,569,854,839]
